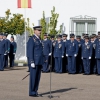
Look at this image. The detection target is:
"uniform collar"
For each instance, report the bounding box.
[34,34,39,39]
[0,39,3,41]
[71,40,74,43]
[85,42,88,45]
[91,41,94,43]
[58,41,61,43]
[44,38,47,41]
[63,39,66,42]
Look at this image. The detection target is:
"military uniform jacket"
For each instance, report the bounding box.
[0,39,7,54]
[91,40,96,58]
[42,39,51,56]
[4,39,10,53]
[27,37,31,57]
[63,40,68,55]
[51,40,56,52]
[77,40,83,58]
[53,41,64,57]
[9,41,17,54]
[28,35,43,65]
[95,40,100,59]
[65,40,78,56]
[82,42,92,58]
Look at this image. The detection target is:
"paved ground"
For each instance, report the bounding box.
[0,66,100,100]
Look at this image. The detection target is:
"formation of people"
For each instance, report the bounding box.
[27,31,100,76]
[27,25,100,97]
[0,33,17,71]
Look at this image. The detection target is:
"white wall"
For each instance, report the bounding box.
[0,0,100,34]
[1,0,100,59]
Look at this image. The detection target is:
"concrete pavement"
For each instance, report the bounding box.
[0,66,100,100]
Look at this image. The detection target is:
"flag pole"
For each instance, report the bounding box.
[24,8,27,62]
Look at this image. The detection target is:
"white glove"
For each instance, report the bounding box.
[81,57,83,59]
[66,54,68,57]
[31,63,35,68]
[4,54,7,55]
[49,53,51,56]
[89,57,91,59]
[62,56,64,58]
[13,53,15,55]
[74,54,77,57]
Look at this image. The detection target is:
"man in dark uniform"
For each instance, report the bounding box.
[50,35,56,72]
[95,35,100,75]
[3,33,10,68]
[90,35,97,74]
[0,33,7,71]
[9,36,17,67]
[81,33,85,43]
[28,26,43,97]
[76,35,83,73]
[62,33,68,73]
[82,36,92,75]
[42,33,51,72]
[53,35,64,73]
[27,36,32,72]
[65,34,78,74]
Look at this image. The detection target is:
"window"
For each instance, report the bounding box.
[69,15,97,36]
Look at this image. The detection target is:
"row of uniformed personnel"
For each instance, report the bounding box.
[34,32,100,75]
[0,33,17,71]
[27,25,100,97]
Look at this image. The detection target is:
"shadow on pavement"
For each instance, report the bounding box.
[4,67,27,71]
[40,88,77,95]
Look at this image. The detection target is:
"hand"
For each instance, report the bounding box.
[62,56,64,58]
[66,54,68,57]
[74,54,77,57]
[4,54,7,55]
[89,57,91,59]
[49,53,51,56]
[31,63,35,68]
[81,57,83,59]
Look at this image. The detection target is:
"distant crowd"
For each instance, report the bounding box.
[0,33,17,71]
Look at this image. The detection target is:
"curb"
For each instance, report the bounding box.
[14,63,28,67]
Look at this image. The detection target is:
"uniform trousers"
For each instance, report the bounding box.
[42,55,49,72]
[0,54,4,71]
[29,65,42,96]
[68,56,76,74]
[96,59,100,75]
[54,57,62,73]
[83,58,91,74]
[4,55,8,68]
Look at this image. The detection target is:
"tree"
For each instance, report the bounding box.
[57,24,63,34]
[26,18,34,36]
[0,17,6,33]
[0,9,34,35]
[9,13,25,35]
[48,6,59,36]
[40,11,46,39]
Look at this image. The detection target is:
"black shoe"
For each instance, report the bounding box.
[83,73,90,75]
[0,70,4,71]
[37,94,43,97]
[29,94,38,97]
[96,74,100,76]
[29,94,42,97]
